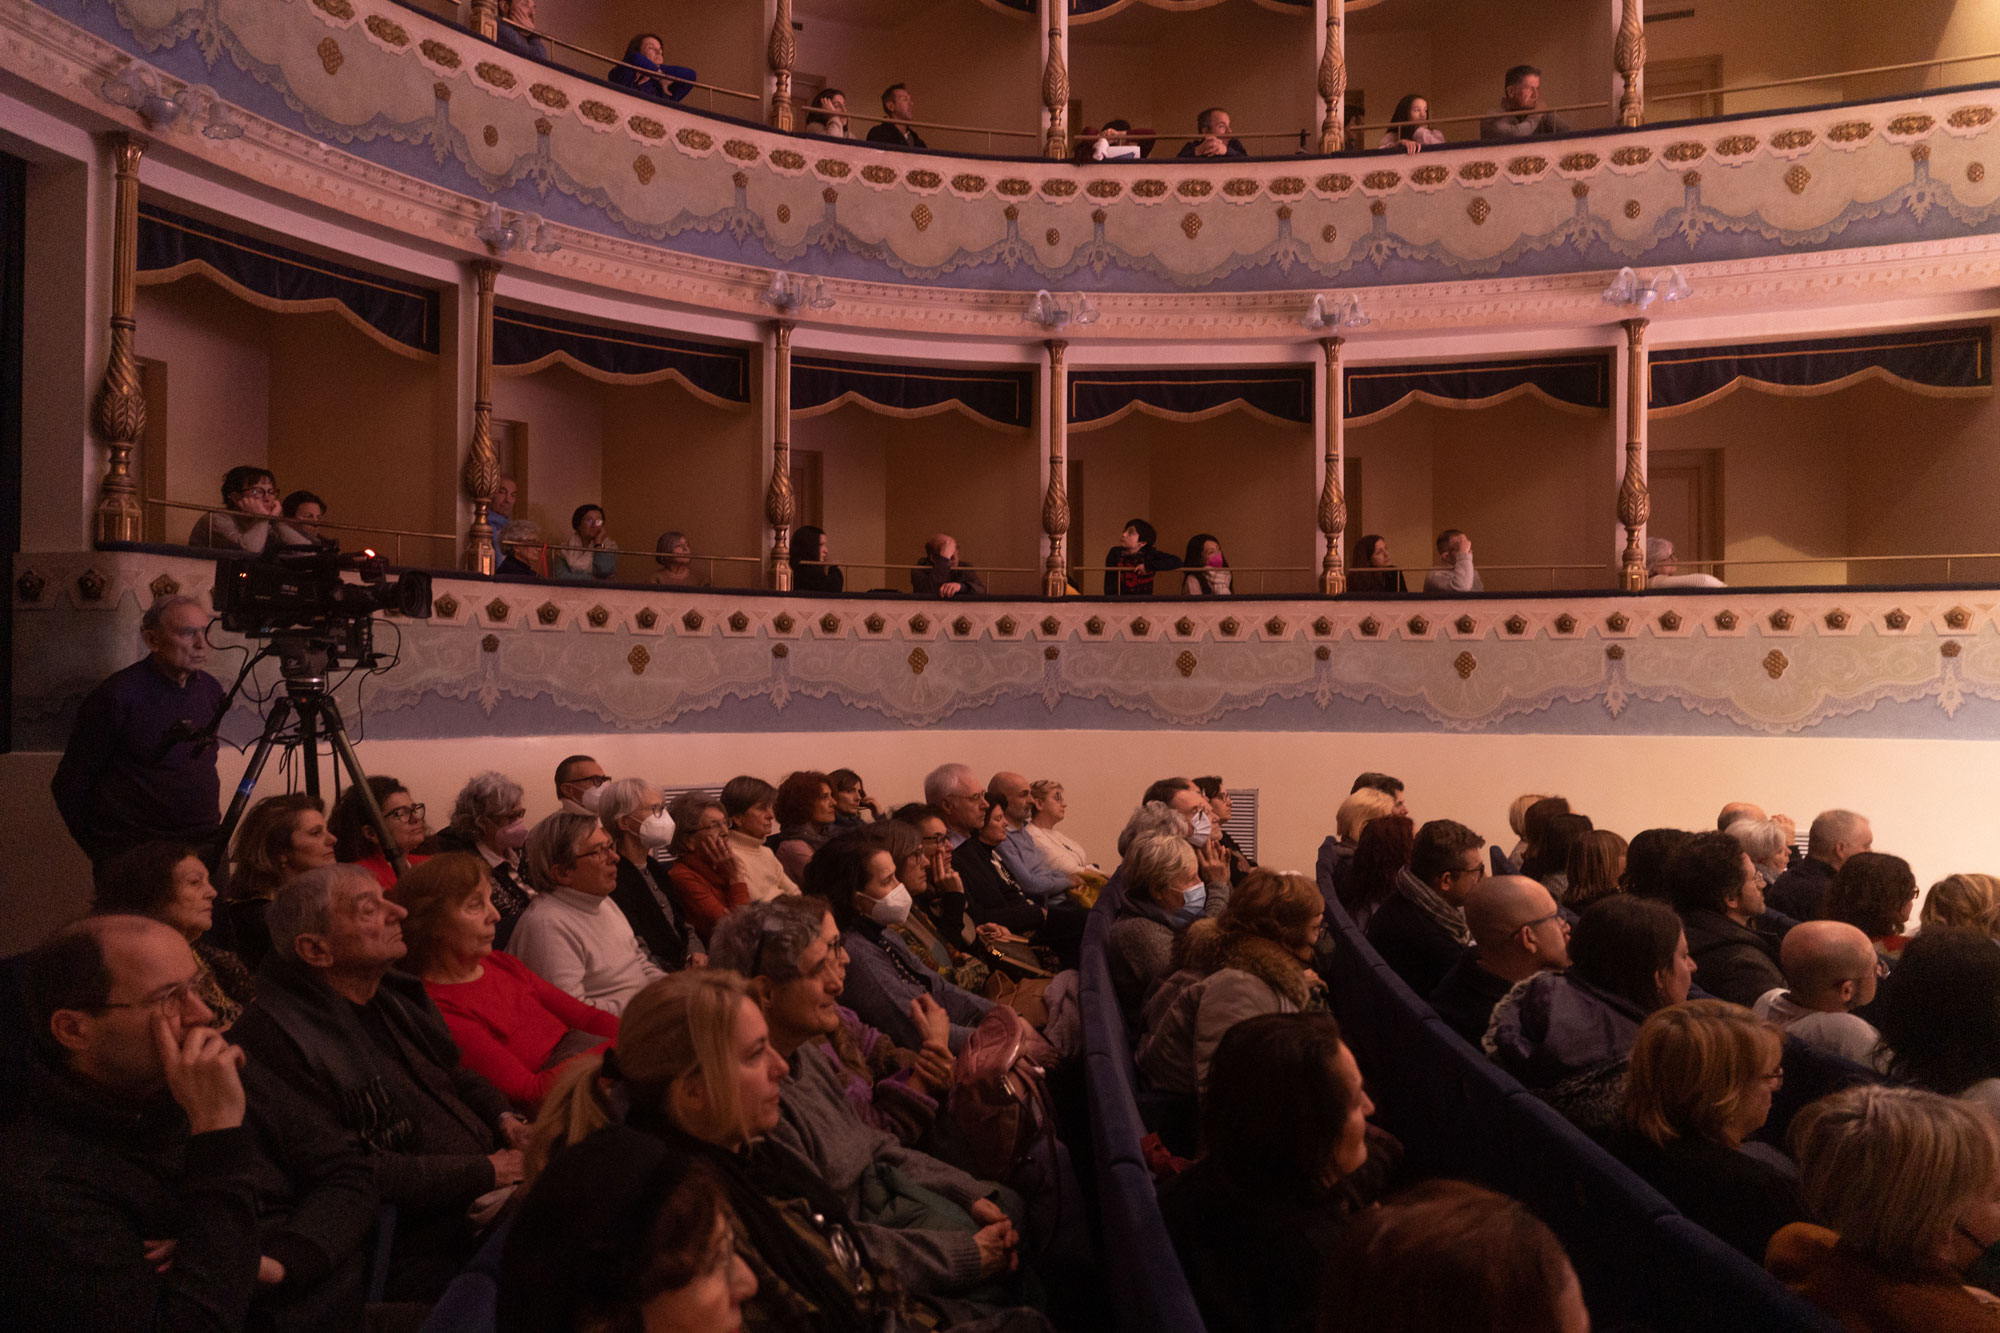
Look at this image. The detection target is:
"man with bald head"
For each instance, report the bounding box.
[1768,809,1873,922]
[0,916,261,1330]
[1429,876,1572,1044]
[1751,920,1886,1066]
[987,770,1078,901]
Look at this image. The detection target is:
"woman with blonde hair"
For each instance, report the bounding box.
[1921,872,2000,938]
[1611,1000,1802,1260]
[1506,793,1549,866]
[1315,786,1396,911]
[1768,1085,2000,1329]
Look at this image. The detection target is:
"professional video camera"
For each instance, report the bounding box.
[212,542,433,665]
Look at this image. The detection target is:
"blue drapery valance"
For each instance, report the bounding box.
[792,356,1032,429]
[492,307,751,404]
[1068,367,1312,430]
[1344,354,1611,425]
[981,0,1307,19]
[136,203,440,357]
[1648,324,1992,417]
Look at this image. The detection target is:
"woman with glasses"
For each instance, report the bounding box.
[186,464,311,554]
[329,774,431,889]
[506,811,664,1015]
[397,852,619,1112]
[428,770,533,945]
[664,793,753,941]
[90,840,255,1028]
[601,775,703,972]
[1610,1000,1803,1261]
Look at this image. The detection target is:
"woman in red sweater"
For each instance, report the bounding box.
[665,792,752,941]
[392,852,618,1110]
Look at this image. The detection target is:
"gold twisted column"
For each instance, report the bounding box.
[1041,3,1070,161]
[92,132,149,545]
[1317,1,1346,155]
[1042,339,1070,596]
[1618,317,1651,591]
[462,260,500,575]
[766,321,795,590]
[768,0,796,132]
[469,0,498,41]
[1319,337,1348,594]
[1616,0,1646,127]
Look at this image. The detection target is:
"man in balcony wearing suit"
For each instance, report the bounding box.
[1177,107,1248,159]
[865,83,927,149]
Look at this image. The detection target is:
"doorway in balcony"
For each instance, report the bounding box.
[1650,449,1721,582]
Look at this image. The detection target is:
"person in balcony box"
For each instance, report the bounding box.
[805,87,851,139]
[494,0,548,63]
[1377,94,1446,153]
[554,504,619,582]
[187,465,310,554]
[911,533,985,598]
[1480,64,1570,141]
[496,518,544,578]
[1103,518,1179,597]
[1089,119,1142,161]
[865,83,927,149]
[652,530,706,587]
[608,33,697,105]
[1177,107,1247,159]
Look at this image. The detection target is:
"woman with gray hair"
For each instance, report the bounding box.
[1107,835,1222,1028]
[599,775,700,971]
[1727,817,1791,888]
[1116,800,1193,859]
[428,769,531,943]
[507,811,663,1015]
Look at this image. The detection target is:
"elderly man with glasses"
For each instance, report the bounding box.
[1431,875,1574,1045]
[506,810,665,1015]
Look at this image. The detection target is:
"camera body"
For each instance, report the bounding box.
[212,542,432,665]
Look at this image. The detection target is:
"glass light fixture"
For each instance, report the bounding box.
[1300,292,1370,332]
[1023,289,1099,331]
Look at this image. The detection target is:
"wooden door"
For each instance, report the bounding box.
[1650,449,1720,579]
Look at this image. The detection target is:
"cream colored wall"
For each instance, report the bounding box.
[1070,428,1151,586]
[795,407,891,592]
[491,364,606,563]
[1431,397,1618,592]
[599,381,765,589]
[134,282,272,544]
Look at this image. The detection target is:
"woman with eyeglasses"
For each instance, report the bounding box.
[396,852,619,1112]
[666,793,755,942]
[90,840,255,1028]
[601,775,703,973]
[328,774,431,889]
[1610,1000,1803,1261]
[505,811,665,1016]
[186,464,311,554]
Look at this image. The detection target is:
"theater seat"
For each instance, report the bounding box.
[417,1218,512,1333]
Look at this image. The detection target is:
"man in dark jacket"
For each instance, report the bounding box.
[1430,875,1570,1045]
[1766,809,1871,922]
[0,916,261,1332]
[229,865,526,1302]
[1672,832,1786,1008]
[1367,819,1484,998]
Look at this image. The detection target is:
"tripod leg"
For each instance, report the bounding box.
[315,697,409,880]
[209,695,296,875]
[298,696,320,803]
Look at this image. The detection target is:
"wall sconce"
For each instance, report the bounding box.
[528,218,561,256]
[1300,292,1370,333]
[1023,289,1098,331]
[760,270,835,313]
[475,202,520,254]
[1602,265,1691,311]
[100,64,244,139]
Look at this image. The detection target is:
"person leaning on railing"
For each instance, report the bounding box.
[494,0,547,62]
[1378,94,1446,153]
[1178,107,1247,159]
[607,33,697,105]
[1348,534,1408,594]
[187,464,311,554]
[805,87,851,139]
[554,504,619,582]
[1480,64,1570,141]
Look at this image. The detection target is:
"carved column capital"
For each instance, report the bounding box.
[93,132,151,545]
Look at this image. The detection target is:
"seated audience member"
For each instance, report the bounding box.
[187,465,304,553]
[830,768,881,829]
[865,82,927,148]
[1193,775,1255,884]
[1922,871,2000,940]
[1421,527,1482,592]
[1769,1086,2000,1330]
[1565,828,1628,911]
[1751,919,1886,1066]
[1768,807,1872,921]
[1319,1180,1591,1333]
[1622,826,1693,902]
[1875,927,2000,1118]
[1514,796,1574,882]
[877,815,990,987]
[1430,875,1570,1046]
[652,530,704,586]
[1378,93,1446,151]
[1347,533,1408,593]
[1728,815,1793,889]
[222,793,336,969]
[0,918,265,1332]
[773,769,840,882]
[602,776,702,972]
[494,0,548,62]
[1503,793,1549,865]
[1479,63,1571,140]
[280,489,325,543]
[328,774,429,889]
[230,867,526,1301]
[1089,118,1142,160]
[1367,818,1484,997]
[1138,869,1326,1098]
[720,775,802,901]
[1103,518,1179,596]
[1178,106,1248,158]
[1611,1001,1804,1260]
[496,518,544,577]
[1533,812,1595,900]
[664,792,751,939]
[988,769,1080,902]
[484,475,518,563]
[508,811,665,1015]
[93,841,256,1028]
[804,87,851,138]
[607,33,697,104]
[953,792,1086,967]
[1488,896,1697,1135]
[1315,786,1396,918]
[500,1131,757,1333]
[397,853,617,1112]
[1181,533,1232,596]
[1646,536,1726,587]
[801,835,994,1052]
[1823,850,1919,969]
[1336,812,1414,932]
[554,503,619,581]
[525,972,1030,1332]
[1161,1013,1397,1333]
[428,769,533,941]
[1025,779,1098,877]
[791,524,844,593]
[1109,834,1222,1027]
[911,532,986,597]
[1671,829,1785,1007]
[554,753,609,816]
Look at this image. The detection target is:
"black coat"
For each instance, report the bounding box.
[1768,856,1836,923]
[1429,953,1518,1046]
[1366,890,1471,999]
[1680,908,1786,1008]
[1608,1129,1805,1261]
[951,837,1046,936]
[612,856,696,970]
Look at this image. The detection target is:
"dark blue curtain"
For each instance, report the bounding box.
[1650,325,1991,416]
[1069,367,1313,428]
[492,307,751,403]
[1344,354,1610,423]
[792,355,1032,428]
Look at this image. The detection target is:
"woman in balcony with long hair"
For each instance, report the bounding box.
[608,33,697,105]
[1377,94,1445,152]
[1347,533,1408,593]
[1182,533,1233,596]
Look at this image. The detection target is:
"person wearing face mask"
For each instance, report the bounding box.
[1140,776,1236,897]
[554,755,609,817]
[599,777,703,974]
[428,771,534,945]
[1108,835,1226,1029]
[1181,533,1233,597]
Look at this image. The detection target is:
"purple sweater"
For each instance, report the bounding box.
[52,658,225,862]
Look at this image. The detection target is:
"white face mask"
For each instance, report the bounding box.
[634,810,676,851]
[869,882,914,926]
[576,785,605,814]
[1188,810,1213,848]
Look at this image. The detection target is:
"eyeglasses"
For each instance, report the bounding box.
[383,802,426,823]
[573,775,610,789]
[693,819,728,835]
[96,975,202,1013]
[919,834,951,848]
[1513,910,1562,933]
[565,840,617,864]
[1449,862,1487,882]
[240,486,278,500]
[1760,1066,1785,1087]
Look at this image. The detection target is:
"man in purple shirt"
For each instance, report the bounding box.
[52,594,227,864]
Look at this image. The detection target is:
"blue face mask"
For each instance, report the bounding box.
[1177,881,1207,923]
